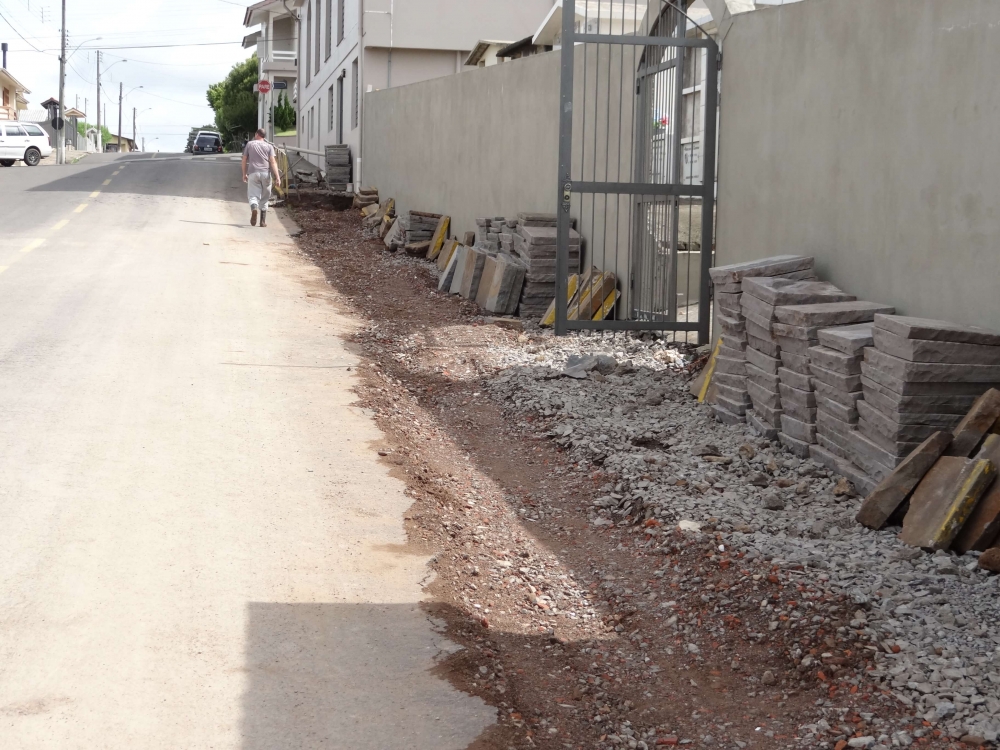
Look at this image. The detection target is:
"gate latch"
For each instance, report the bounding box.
[562,181,572,213]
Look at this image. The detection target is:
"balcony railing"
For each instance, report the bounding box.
[0,104,15,121]
[269,50,296,62]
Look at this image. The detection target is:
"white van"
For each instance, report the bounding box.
[0,122,53,167]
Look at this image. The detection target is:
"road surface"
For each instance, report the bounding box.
[0,154,493,748]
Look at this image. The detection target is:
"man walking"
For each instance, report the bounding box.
[242,129,282,227]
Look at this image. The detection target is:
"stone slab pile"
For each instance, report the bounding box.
[474,253,527,315]
[806,323,875,490]
[760,301,894,460]
[513,213,581,319]
[406,211,440,246]
[853,314,1000,481]
[325,144,351,188]
[740,277,855,447]
[475,217,518,254]
[707,255,817,429]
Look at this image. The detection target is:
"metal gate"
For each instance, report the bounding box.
[554,0,719,344]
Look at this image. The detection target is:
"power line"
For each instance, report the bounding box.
[0,7,50,53]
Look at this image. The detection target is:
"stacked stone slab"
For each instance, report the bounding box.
[513,213,581,319]
[766,301,895,458]
[325,144,351,188]
[707,255,817,429]
[740,279,856,448]
[806,323,876,492]
[474,217,518,253]
[849,314,1000,481]
[406,211,441,245]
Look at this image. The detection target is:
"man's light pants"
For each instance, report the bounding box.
[248,171,272,212]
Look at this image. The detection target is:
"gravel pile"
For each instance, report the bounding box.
[481,331,1000,746]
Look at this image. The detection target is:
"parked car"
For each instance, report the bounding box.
[0,122,52,167]
[192,133,223,154]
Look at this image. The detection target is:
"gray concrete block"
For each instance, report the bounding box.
[747,410,780,440]
[872,326,1000,365]
[781,413,817,442]
[816,395,858,424]
[439,248,462,292]
[743,309,775,334]
[715,356,748,376]
[779,350,812,376]
[778,367,812,392]
[775,301,896,327]
[779,431,813,457]
[771,322,822,340]
[873,313,1000,347]
[746,362,780,390]
[813,379,865,408]
[714,372,748,390]
[745,318,777,343]
[778,383,817,409]
[809,362,862,392]
[718,314,747,335]
[817,409,854,441]
[817,322,874,355]
[716,395,749,417]
[782,399,817,423]
[716,383,752,405]
[856,400,951,443]
[459,248,489,300]
[746,333,780,358]
[741,278,854,306]
[844,428,898,481]
[775,335,815,355]
[865,348,1000,384]
[860,381,978,416]
[740,293,778,321]
[709,255,814,285]
[449,246,470,294]
[721,334,748,351]
[752,401,783,425]
[808,345,862,375]
[746,345,781,375]
[747,379,782,410]
[859,362,1000,397]
[857,419,923,457]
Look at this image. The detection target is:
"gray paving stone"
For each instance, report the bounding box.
[746,346,781,375]
[817,323,874,356]
[779,432,813,457]
[716,395,749,416]
[711,403,746,426]
[779,350,812,376]
[951,434,1000,554]
[713,372,747,390]
[771,322,822,341]
[717,314,746,335]
[859,362,1000,397]
[740,278,855,306]
[709,255,815,285]
[816,430,851,460]
[946,388,1000,457]
[743,309,775,334]
[813,379,865,408]
[816,395,858,423]
[857,401,951,443]
[778,367,812,392]
[857,419,924,456]
[775,301,896,327]
[844,429,898,480]
[873,313,1000,347]
[746,363,780,390]
[872,326,1000,365]
[865,348,1000,384]
[745,318,777,343]
[747,379,782,410]
[775,335,815,355]
[817,409,854,440]
[746,410,780,440]
[740,293,778,322]
[720,334,748,352]
[715,356,748,376]
[778,382,817,409]
[746,333,779,358]
[782,400,817,423]
[808,345,862,375]
[718,344,745,361]
[860,382,978,416]
[857,395,964,428]
[753,401,783,426]
[809,362,862,392]
[716,383,752,405]
[900,456,995,551]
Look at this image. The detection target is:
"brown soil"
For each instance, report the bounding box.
[282,197,955,750]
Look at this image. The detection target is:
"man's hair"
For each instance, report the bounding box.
[256,128,266,138]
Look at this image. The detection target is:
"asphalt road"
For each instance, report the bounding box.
[0,154,493,748]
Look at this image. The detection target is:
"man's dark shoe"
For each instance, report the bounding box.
[251,208,258,226]
[260,211,267,228]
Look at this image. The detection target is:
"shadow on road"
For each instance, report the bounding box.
[240,602,496,750]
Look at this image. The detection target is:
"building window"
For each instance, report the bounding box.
[325,0,333,60]
[314,0,322,75]
[328,85,334,131]
[351,58,358,130]
[310,106,315,142]
[336,75,344,144]
[337,0,344,45]
[305,2,312,86]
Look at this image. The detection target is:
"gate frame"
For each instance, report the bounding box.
[554,0,719,344]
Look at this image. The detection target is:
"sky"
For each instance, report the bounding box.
[0,0,256,151]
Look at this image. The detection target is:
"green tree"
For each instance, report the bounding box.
[76,121,113,145]
[273,92,296,133]
[206,55,259,150]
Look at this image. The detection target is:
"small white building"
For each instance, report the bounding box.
[244,0,301,144]
[243,0,555,181]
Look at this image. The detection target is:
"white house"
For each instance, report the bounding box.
[276,0,555,181]
[244,0,300,144]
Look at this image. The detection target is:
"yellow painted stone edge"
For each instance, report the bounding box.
[697,338,723,404]
[427,216,451,260]
[932,458,996,550]
[541,274,581,328]
[593,289,620,322]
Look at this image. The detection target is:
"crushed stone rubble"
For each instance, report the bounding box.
[477,330,1000,746]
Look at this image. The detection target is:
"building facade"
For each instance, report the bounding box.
[244,0,300,143]
[285,0,554,180]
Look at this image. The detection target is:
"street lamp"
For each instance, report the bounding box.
[118,85,142,152]
[133,106,152,144]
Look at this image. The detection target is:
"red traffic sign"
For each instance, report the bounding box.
[257,80,272,94]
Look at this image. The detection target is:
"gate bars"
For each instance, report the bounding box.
[554,0,719,344]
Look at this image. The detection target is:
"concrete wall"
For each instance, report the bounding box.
[365,48,467,91]
[363,51,562,238]
[716,0,1000,332]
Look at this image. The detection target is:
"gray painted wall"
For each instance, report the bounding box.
[716,0,1000,332]
[364,52,562,241]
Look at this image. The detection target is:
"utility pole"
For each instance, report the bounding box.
[96,52,101,153]
[57,0,66,164]
[133,106,136,143]
[117,82,122,153]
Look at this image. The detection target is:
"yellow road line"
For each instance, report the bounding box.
[102,179,112,186]
[90,191,101,198]
[74,204,88,213]
[20,239,45,254]
[52,220,69,232]
[112,171,120,176]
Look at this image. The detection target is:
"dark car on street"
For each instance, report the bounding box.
[193,133,223,154]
